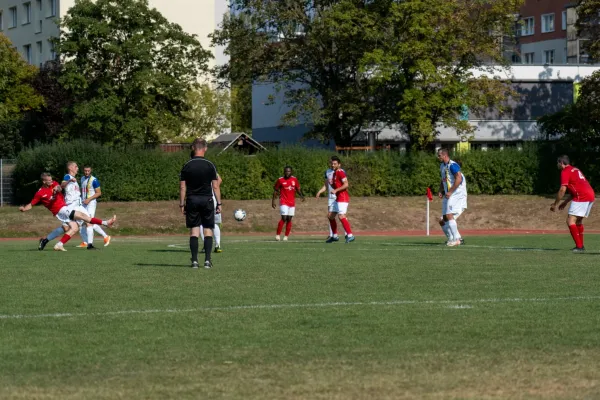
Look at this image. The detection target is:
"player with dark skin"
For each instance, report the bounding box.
[272,166,306,225]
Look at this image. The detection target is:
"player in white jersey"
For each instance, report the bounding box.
[437,149,467,247]
[78,166,111,248]
[315,159,337,241]
[201,173,223,253]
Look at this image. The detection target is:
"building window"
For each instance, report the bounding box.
[0,11,3,31]
[36,41,43,66]
[48,39,56,60]
[562,10,567,30]
[9,7,17,28]
[521,17,534,36]
[544,49,555,64]
[37,0,42,12]
[23,3,32,25]
[48,0,57,17]
[542,13,555,33]
[523,52,535,64]
[36,19,42,33]
[24,44,32,64]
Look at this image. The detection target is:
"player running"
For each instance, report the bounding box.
[327,156,355,243]
[272,166,305,241]
[550,155,595,253]
[437,149,467,246]
[20,172,116,251]
[78,166,111,248]
[315,159,336,241]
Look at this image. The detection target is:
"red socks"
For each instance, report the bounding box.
[285,221,292,236]
[569,224,583,248]
[340,218,353,235]
[577,224,585,247]
[60,234,72,244]
[329,219,338,235]
[90,218,103,225]
[277,220,285,235]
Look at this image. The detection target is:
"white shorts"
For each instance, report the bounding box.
[214,212,222,224]
[280,205,295,216]
[332,202,349,215]
[84,200,97,217]
[328,199,336,212]
[569,201,594,218]
[442,195,467,219]
[55,205,88,225]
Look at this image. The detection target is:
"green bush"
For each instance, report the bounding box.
[12,140,591,204]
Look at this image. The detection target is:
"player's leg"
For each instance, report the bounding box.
[54,221,79,251]
[336,203,354,243]
[284,208,295,240]
[566,214,583,251]
[214,212,222,252]
[190,226,201,268]
[326,209,340,243]
[78,223,88,247]
[39,225,65,250]
[445,196,465,246]
[199,224,206,253]
[276,206,287,241]
[200,199,215,268]
[73,210,116,227]
[186,201,202,268]
[439,217,452,243]
[577,202,594,250]
[567,201,587,251]
[85,222,96,249]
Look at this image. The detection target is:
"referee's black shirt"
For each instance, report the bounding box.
[179,156,218,198]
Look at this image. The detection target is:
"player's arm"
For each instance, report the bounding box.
[551,185,568,212]
[438,180,444,199]
[316,179,327,198]
[446,171,463,198]
[84,183,102,204]
[331,178,348,194]
[61,175,75,189]
[272,181,280,209]
[296,185,306,202]
[179,181,187,215]
[20,193,40,212]
[19,203,33,212]
[213,174,222,214]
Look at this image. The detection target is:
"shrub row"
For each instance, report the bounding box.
[12,140,586,204]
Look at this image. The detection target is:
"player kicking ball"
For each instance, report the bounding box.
[437,149,467,246]
[272,166,305,241]
[550,155,595,253]
[20,172,116,251]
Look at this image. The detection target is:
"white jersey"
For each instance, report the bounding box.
[440,160,467,197]
[325,168,336,201]
[62,174,82,206]
[81,175,101,205]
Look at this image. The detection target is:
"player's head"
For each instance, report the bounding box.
[557,155,570,170]
[40,172,53,187]
[66,161,78,175]
[437,149,450,163]
[83,166,92,177]
[191,138,208,156]
[330,156,341,170]
[283,166,292,178]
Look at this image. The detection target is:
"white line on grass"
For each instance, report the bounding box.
[1,296,599,320]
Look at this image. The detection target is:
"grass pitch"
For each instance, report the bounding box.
[1,234,600,399]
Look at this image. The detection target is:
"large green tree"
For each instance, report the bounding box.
[57,0,211,144]
[212,0,520,148]
[0,34,45,157]
[576,0,600,61]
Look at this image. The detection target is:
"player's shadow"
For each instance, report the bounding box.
[148,249,188,253]
[134,263,190,268]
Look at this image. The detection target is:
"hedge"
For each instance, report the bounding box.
[11,140,585,204]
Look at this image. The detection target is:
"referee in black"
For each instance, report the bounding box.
[179,138,222,269]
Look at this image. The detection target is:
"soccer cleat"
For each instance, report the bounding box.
[107,215,117,228]
[87,244,97,250]
[460,238,465,245]
[283,236,288,242]
[345,235,355,244]
[325,236,340,243]
[275,235,281,241]
[572,247,586,253]
[54,243,67,252]
[446,240,461,247]
[191,261,199,269]
[204,260,213,269]
[214,246,222,253]
[38,238,49,251]
[103,236,111,247]
[77,242,87,248]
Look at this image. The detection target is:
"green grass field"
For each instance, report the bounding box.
[1,234,600,399]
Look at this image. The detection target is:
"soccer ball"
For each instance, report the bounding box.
[234,209,247,221]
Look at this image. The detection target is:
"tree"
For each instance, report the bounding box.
[576,0,600,61]
[230,83,252,134]
[57,0,212,145]
[0,34,45,157]
[212,0,520,148]
[158,84,231,142]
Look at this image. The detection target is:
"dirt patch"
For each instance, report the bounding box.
[1,195,598,237]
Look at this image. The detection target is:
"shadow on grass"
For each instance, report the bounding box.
[148,249,188,253]
[382,242,563,251]
[134,263,189,268]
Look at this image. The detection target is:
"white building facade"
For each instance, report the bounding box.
[0,0,229,69]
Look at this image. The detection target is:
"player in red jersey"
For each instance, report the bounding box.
[19,172,117,251]
[328,156,355,243]
[272,166,305,241]
[550,155,595,252]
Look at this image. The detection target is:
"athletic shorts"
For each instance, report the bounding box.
[569,201,594,218]
[332,202,349,214]
[280,205,295,216]
[327,199,336,212]
[442,195,467,219]
[56,204,87,225]
[83,200,97,218]
[185,196,215,229]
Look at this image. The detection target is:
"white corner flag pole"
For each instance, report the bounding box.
[426,198,430,236]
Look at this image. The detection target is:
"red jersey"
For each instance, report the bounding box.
[30,181,67,216]
[332,169,350,203]
[274,176,301,207]
[561,166,595,202]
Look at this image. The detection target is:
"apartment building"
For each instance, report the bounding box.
[0,0,229,69]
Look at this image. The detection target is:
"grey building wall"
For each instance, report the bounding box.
[520,38,568,64]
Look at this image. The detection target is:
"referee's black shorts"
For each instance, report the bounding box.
[185,196,215,229]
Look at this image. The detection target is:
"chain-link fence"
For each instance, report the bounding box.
[1,159,16,207]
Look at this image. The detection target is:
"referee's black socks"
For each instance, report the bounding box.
[204,236,213,262]
[190,236,199,263]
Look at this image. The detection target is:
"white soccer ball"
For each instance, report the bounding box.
[234,209,247,221]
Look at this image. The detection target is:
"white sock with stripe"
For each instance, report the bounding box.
[441,224,453,241]
[448,219,461,240]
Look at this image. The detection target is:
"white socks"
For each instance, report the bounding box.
[86,225,94,245]
[328,224,333,237]
[47,226,64,241]
[448,219,461,240]
[94,224,108,238]
[200,225,204,241]
[441,224,453,241]
[214,224,221,247]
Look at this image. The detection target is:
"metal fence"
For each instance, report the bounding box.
[1,159,16,207]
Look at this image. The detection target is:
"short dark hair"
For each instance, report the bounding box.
[330,156,341,163]
[192,138,208,150]
[40,172,51,179]
[438,148,449,156]
[557,155,570,165]
[83,165,92,169]
[284,165,292,171]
